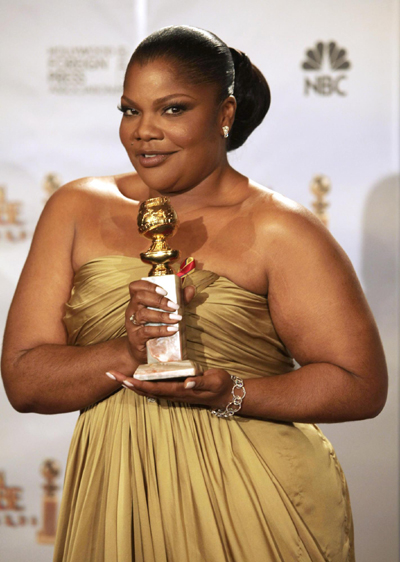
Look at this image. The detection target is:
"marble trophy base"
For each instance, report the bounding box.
[134,273,198,381]
[134,360,200,381]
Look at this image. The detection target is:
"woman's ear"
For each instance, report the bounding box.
[220,95,237,130]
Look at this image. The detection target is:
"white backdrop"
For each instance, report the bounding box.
[0,1,399,561]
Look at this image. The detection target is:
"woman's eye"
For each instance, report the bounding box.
[164,105,187,115]
[117,105,138,116]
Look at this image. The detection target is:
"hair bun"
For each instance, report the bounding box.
[228,48,271,151]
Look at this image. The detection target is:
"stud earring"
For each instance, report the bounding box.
[222,126,229,139]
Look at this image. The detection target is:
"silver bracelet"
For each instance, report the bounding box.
[211,375,246,419]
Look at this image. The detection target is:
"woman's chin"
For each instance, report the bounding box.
[134,173,191,196]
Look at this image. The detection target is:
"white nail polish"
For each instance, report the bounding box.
[105,372,116,380]
[169,313,182,321]
[185,381,196,389]
[167,301,180,310]
[155,286,168,296]
[122,380,134,387]
[167,326,179,332]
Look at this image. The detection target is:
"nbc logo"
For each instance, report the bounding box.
[302,41,352,96]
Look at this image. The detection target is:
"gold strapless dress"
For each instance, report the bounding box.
[53,256,354,562]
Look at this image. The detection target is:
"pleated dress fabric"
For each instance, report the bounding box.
[53,255,354,562]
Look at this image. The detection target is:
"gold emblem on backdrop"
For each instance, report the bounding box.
[37,459,61,544]
[0,173,62,243]
[0,471,37,527]
[310,174,331,228]
[43,172,62,202]
[0,185,26,242]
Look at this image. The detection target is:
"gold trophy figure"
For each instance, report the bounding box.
[310,174,331,228]
[134,197,199,380]
[37,459,61,544]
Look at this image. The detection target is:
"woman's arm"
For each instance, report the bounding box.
[1,182,181,414]
[247,204,388,422]
[1,184,134,414]
[112,202,388,423]
[5,340,137,414]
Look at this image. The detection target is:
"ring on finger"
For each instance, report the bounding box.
[129,313,140,326]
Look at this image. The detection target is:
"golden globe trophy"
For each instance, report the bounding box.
[134,197,199,381]
[310,174,331,229]
[36,459,60,544]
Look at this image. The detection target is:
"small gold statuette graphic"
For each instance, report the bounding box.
[134,197,199,381]
[42,173,62,202]
[0,185,26,242]
[310,174,331,228]
[37,459,60,544]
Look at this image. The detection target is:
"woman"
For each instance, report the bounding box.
[1,25,387,562]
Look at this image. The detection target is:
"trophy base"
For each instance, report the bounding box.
[36,532,56,545]
[134,360,201,381]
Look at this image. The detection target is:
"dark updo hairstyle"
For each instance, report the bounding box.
[125,25,271,151]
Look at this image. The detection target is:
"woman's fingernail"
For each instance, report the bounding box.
[155,286,168,296]
[105,372,116,380]
[167,301,180,310]
[169,313,182,321]
[185,381,196,389]
[122,380,134,388]
[167,326,179,332]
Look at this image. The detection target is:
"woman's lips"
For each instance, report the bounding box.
[137,153,175,168]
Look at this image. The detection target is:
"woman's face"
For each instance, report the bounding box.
[119,59,232,194]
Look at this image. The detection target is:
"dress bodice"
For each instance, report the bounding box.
[64,255,294,378]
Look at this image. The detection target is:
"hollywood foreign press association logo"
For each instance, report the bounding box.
[47,45,130,95]
[302,41,352,96]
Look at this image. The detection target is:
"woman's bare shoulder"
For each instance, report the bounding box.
[247,181,330,239]
[48,174,127,203]
[245,181,349,276]
[248,181,305,213]
[41,173,143,224]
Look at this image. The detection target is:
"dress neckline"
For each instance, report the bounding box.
[74,254,267,299]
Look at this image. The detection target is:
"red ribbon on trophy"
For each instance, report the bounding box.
[177,257,196,278]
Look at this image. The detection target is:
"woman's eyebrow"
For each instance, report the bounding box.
[121,93,197,106]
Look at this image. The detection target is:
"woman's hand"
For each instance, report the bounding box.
[105,368,233,409]
[125,281,196,364]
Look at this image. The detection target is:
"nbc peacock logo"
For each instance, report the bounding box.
[302,41,352,96]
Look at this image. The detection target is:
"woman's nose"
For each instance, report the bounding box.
[132,115,163,142]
